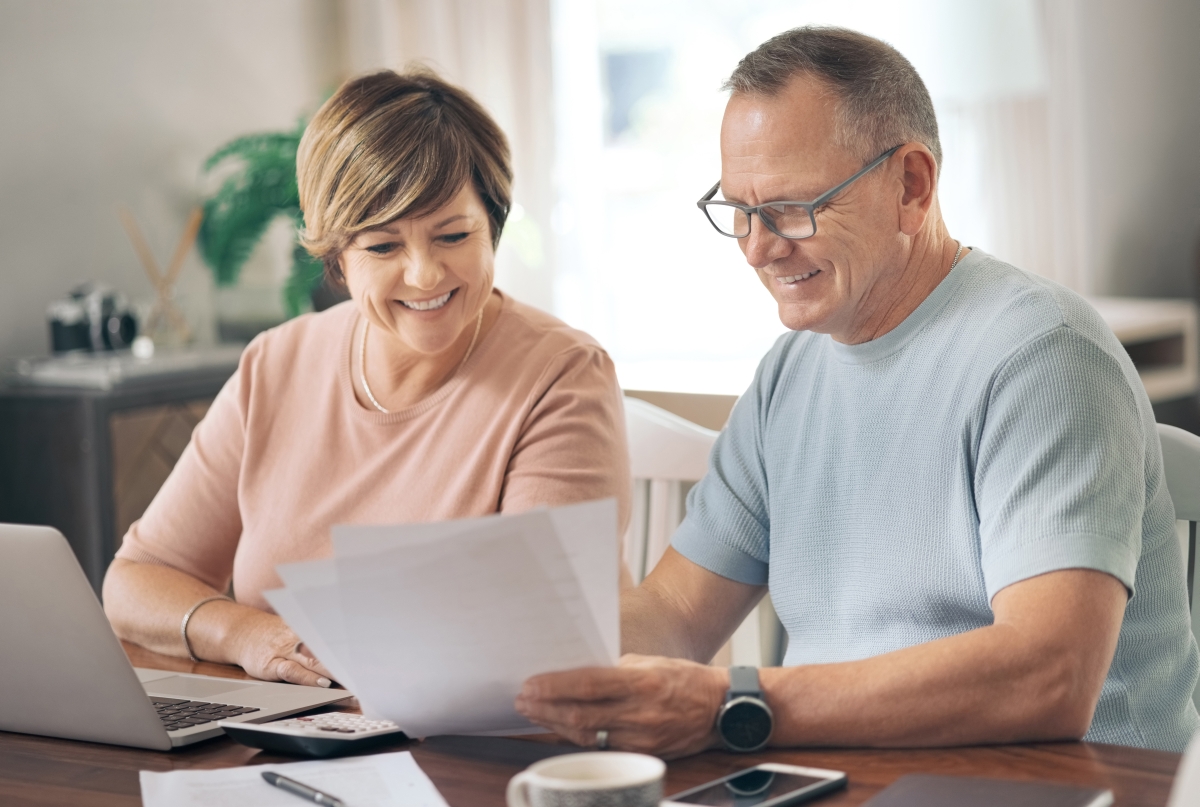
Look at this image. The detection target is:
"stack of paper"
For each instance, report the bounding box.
[263,499,619,738]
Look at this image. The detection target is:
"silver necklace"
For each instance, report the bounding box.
[360,308,484,415]
[949,241,965,271]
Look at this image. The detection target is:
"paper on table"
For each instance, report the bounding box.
[334,513,610,736]
[139,750,447,807]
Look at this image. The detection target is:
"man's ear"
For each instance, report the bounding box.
[897,144,938,236]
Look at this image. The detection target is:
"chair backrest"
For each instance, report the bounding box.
[621,396,786,668]
[624,396,718,483]
[1169,729,1200,807]
[1158,423,1200,607]
[622,396,718,583]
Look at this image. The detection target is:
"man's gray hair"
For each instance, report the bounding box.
[724,27,942,172]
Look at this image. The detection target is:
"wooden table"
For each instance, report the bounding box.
[0,643,1182,806]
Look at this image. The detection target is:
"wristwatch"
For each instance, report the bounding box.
[715,665,774,752]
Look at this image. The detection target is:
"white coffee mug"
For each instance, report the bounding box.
[506,751,665,807]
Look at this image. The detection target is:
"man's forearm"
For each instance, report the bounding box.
[621,548,767,662]
[621,585,704,659]
[763,622,1106,747]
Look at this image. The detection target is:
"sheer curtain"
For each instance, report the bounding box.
[937,0,1090,292]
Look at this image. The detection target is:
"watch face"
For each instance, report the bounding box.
[718,697,772,752]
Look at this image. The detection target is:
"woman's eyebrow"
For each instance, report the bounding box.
[432,213,469,228]
[364,224,402,236]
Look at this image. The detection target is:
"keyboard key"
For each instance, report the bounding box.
[151,698,189,706]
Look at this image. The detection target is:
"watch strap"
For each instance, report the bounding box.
[727,665,762,700]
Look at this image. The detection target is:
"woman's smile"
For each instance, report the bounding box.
[399,288,457,311]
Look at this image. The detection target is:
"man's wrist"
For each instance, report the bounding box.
[715,665,774,752]
[704,665,731,750]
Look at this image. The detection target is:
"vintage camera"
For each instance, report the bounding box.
[47,283,139,353]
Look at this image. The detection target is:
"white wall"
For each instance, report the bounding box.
[1077,0,1200,299]
[0,0,341,358]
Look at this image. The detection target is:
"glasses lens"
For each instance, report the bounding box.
[761,204,815,238]
[704,204,749,237]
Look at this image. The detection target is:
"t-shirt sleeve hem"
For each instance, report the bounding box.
[112,543,175,568]
[983,532,1139,602]
[672,521,769,586]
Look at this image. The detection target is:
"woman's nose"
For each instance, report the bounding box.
[404,249,444,290]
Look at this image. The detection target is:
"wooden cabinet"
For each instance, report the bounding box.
[0,351,239,594]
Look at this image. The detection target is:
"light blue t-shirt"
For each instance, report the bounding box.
[674,249,1200,751]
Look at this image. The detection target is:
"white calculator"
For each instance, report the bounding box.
[219,711,408,758]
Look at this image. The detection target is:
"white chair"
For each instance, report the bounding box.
[1157,423,1200,708]
[1169,729,1200,807]
[1158,423,1200,608]
[622,396,785,667]
[623,396,717,582]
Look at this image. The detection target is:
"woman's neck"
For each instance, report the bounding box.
[353,290,502,412]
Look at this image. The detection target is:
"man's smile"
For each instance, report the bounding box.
[775,269,821,285]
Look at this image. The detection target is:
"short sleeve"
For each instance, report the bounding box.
[976,326,1146,601]
[500,346,633,533]
[113,344,251,592]
[670,357,772,586]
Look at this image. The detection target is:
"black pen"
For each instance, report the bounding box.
[262,771,347,807]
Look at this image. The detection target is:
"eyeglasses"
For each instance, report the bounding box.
[696,145,902,240]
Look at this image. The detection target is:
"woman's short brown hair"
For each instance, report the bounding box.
[297,69,512,280]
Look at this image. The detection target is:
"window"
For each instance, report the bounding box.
[551,0,1051,393]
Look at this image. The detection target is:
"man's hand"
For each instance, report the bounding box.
[516,654,728,758]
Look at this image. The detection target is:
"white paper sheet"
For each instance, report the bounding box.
[139,751,447,807]
[267,499,620,737]
[335,517,607,735]
[331,499,619,660]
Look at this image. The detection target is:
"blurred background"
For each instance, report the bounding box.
[1,0,1198,390]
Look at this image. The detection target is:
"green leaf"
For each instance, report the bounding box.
[284,239,326,318]
[197,124,305,291]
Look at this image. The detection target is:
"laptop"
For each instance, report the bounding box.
[0,524,350,750]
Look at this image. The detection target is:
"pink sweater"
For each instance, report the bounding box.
[116,294,631,611]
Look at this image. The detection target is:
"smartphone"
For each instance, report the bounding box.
[663,762,847,807]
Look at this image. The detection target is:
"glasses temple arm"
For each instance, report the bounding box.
[809,145,902,208]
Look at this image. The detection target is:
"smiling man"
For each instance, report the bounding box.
[516,27,1200,756]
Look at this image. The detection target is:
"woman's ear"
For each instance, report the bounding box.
[328,254,347,287]
[897,145,938,236]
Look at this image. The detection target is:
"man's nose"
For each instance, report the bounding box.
[740,215,792,269]
[404,248,444,290]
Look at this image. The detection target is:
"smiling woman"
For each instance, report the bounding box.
[101,70,632,688]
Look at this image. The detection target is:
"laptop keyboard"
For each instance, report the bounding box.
[151,697,260,732]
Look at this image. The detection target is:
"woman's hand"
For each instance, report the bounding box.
[222,608,335,688]
[104,559,335,687]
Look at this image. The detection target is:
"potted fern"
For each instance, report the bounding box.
[198,121,344,341]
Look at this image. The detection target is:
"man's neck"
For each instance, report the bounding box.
[834,231,963,345]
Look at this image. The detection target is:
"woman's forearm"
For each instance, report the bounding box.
[102,558,256,663]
